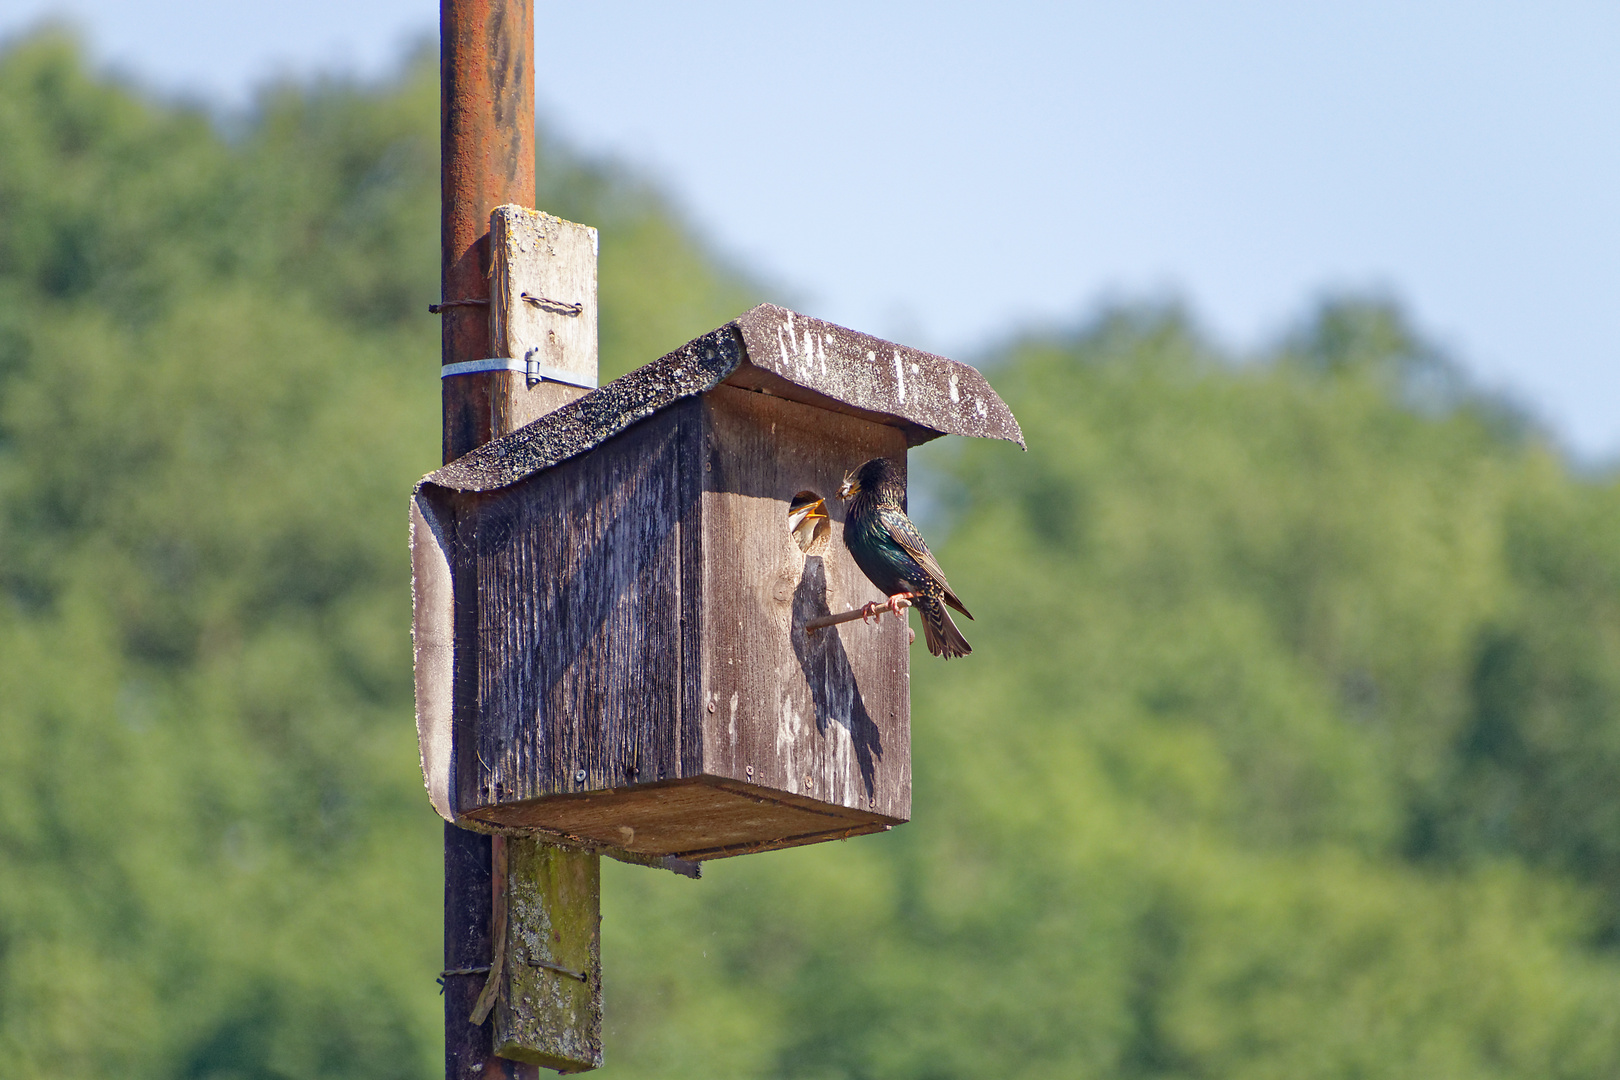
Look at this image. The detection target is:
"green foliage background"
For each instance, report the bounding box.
[5,29,1620,1079]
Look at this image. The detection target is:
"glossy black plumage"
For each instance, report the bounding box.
[838,457,973,658]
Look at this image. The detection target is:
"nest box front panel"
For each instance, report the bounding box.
[698,385,912,825]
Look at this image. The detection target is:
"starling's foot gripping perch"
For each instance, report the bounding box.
[805,594,916,635]
[860,593,917,623]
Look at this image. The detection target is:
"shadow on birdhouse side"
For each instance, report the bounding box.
[412,305,1023,862]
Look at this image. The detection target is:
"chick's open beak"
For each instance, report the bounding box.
[787,497,827,533]
[788,494,829,552]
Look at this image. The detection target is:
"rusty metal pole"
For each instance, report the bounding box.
[441,0,534,459]
[440,1,536,1078]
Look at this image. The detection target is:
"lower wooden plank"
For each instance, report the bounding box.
[494,838,602,1072]
[674,822,893,861]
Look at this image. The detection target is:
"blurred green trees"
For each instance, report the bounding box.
[5,27,1620,1080]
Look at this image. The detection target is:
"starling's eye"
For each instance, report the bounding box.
[787,491,830,555]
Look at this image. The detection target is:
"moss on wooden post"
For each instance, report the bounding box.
[494,838,603,1071]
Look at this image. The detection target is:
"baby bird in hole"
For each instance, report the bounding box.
[837,456,973,658]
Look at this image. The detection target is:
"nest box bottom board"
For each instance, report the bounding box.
[461,776,901,860]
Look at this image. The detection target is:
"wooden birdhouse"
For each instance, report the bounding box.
[412,302,1023,861]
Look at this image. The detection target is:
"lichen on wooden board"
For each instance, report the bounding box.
[494,837,603,1071]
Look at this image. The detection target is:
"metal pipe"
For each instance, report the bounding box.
[440,1,535,1077]
[441,0,535,462]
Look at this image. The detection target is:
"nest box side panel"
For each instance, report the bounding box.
[458,402,703,819]
[698,385,912,824]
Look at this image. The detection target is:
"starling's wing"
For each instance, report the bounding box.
[878,505,974,620]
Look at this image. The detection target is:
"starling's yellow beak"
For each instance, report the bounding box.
[837,475,859,501]
[788,493,830,552]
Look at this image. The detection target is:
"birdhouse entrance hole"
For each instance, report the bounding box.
[788,491,831,555]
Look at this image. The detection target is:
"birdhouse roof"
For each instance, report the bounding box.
[422,303,1025,495]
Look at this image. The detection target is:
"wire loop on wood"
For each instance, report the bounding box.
[436,965,492,995]
[430,293,583,316]
[428,298,490,313]
[521,292,584,316]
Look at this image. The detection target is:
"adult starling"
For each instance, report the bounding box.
[837,457,973,658]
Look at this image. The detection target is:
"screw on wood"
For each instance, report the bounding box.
[521,292,583,316]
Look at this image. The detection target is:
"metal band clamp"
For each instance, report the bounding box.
[440,356,598,389]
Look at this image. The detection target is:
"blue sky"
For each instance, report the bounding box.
[5,1,1618,457]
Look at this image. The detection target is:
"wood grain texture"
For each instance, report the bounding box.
[412,492,458,821]
[490,207,598,380]
[488,205,597,431]
[461,402,703,811]
[697,386,912,823]
[731,304,1025,448]
[493,838,602,1072]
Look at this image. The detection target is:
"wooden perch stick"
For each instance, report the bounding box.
[804,597,913,634]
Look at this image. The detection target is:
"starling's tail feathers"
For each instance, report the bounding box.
[920,599,972,659]
[943,589,974,620]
